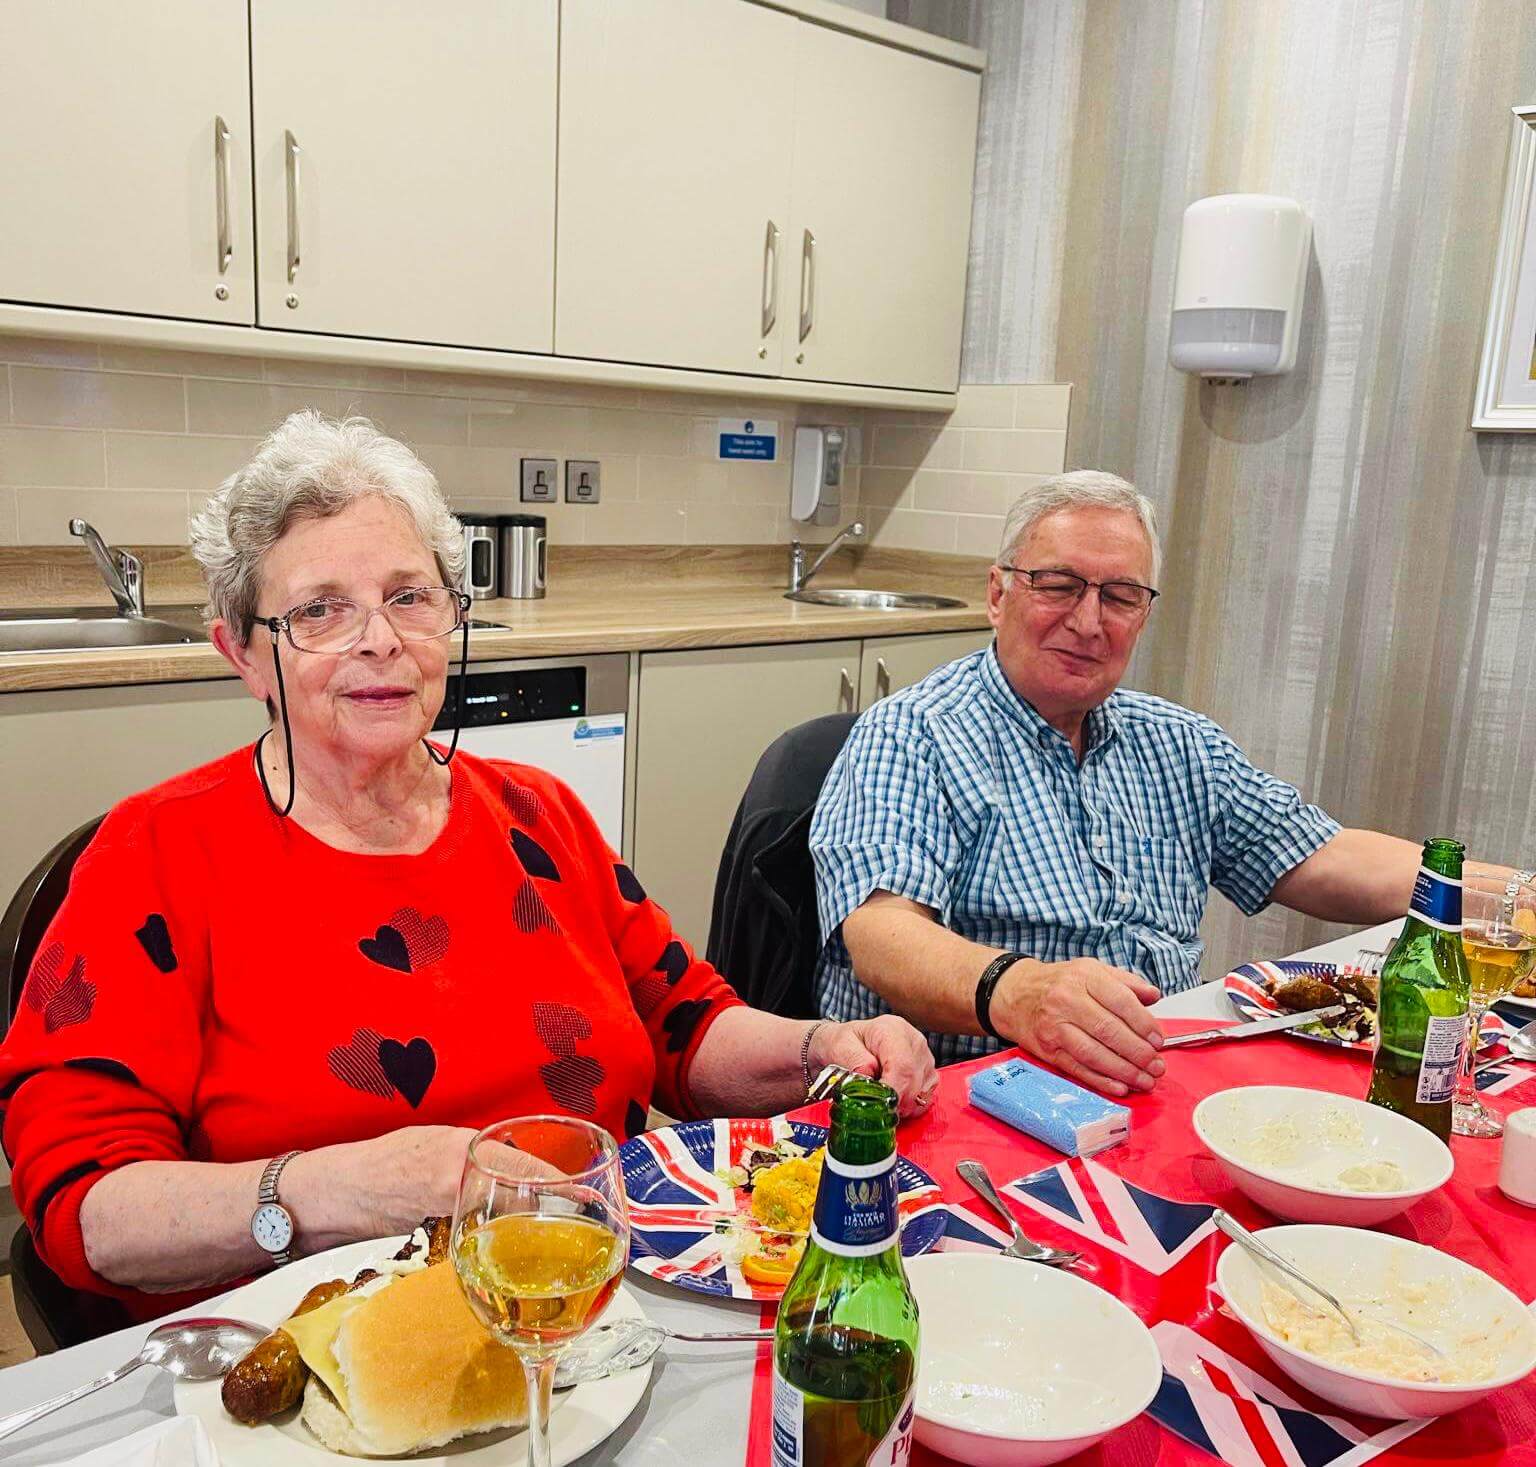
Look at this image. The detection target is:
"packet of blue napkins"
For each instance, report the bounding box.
[968,1056,1132,1157]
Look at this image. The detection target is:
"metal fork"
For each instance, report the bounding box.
[806,1062,861,1102]
[956,1159,1084,1268]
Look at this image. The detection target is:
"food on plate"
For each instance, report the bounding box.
[294,1258,529,1455]
[1333,1160,1408,1192]
[1253,969,1377,1044]
[1227,1109,1409,1193]
[223,1218,467,1446]
[714,1137,825,1284]
[1259,1280,1504,1384]
[750,1149,824,1232]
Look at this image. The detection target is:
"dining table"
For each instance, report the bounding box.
[4,917,1534,1467]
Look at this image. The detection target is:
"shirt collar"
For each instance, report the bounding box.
[977,643,1122,759]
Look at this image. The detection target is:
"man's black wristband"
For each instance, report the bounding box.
[974,952,1028,1041]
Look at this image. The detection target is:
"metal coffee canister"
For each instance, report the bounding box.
[498,514,547,600]
[459,514,499,600]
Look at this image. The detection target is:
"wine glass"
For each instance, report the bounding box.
[452,1116,630,1467]
[1455,875,1536,1138]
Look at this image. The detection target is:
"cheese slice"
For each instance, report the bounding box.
[280,1290,374,1415]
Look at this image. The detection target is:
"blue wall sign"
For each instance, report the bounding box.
[717,417,779,461]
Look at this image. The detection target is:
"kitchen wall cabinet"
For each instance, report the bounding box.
[0,0,255,325]
[631,641,861,949]
[556,0,795,377]
[251,0,557,352]
[857,629,992,708]
[0,0,979,405]
[784,22,981,392]
[0,682,266,903]
[558,0,980,393]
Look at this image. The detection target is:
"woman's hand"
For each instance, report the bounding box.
[810,1015,938,1117]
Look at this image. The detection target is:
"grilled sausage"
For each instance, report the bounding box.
[220,1326,309,1424]
[1270,976,1344,1012]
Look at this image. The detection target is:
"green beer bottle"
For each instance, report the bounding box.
[1366,837,1471,1140]
[772,1077,919,1467]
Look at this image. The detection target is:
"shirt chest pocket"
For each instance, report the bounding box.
[1093,812,1204,930]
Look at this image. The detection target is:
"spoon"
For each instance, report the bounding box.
[1213,1211,1444,1362]
[1474,1022,1536,1075]
[0,1316,268,1442]
[956,1159,1084,1268]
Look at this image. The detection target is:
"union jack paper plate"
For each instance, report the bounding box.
[620,1116,945,1301]
[1224,961,1515,1054]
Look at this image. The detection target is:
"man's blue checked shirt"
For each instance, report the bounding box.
[809,645,1340,1063]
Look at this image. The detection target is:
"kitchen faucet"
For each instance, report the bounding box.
[788,520,865,592]
[69,518,144,617]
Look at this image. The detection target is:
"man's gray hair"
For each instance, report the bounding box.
[997,470,1162,583]
[190,411,465,640]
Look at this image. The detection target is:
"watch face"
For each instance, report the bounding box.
[252,1202,294,1254]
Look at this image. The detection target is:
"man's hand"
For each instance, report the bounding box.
[811,1015,939,1117]
[990,958,1166,1097]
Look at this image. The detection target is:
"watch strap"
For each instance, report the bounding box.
[974,953,1028,1041]
[256,1149,302,1264]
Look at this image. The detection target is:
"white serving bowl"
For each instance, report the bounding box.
[905,1253,1161,1467]
[1193,1085,1453,1225]
[1218,1223,1536,1419]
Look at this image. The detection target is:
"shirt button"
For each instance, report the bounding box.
[1117,889,1132,903]
[1092,835,1107,849]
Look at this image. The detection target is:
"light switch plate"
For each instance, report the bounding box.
[520,458,557,503]
[566,459,601,504]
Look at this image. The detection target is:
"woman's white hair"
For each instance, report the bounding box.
[190,411,465,640]
[997,469,1162,583]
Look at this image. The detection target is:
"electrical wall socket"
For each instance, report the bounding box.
[520,458,558,503]
[566,460,601,504]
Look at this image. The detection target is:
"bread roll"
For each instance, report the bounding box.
[300,1261,529,1456]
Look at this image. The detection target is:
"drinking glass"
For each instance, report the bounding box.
[452,1116,629,1467]
[1455,875,1536,1138]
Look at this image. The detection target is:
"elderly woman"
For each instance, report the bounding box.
[0,411,935,1309]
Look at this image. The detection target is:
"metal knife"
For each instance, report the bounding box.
[1162,1003,1348,1049]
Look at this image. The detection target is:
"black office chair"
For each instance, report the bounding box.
[706,714,856,1019]
[1,815,135,1352]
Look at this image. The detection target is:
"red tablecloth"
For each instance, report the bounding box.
[743,1020,1536,1467]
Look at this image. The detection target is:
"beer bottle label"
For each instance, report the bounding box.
[770,1373,915,1467]
[810,1152,899,1257]
[1415,1014,1465,1103]
[1409,866,1462,932]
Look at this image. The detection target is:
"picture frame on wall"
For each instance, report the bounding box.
[1474,106,1536,431]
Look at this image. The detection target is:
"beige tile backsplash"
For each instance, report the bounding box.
[0,334,1069,557]
[858,385,1071,556]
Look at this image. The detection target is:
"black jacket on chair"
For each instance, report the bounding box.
[706,714,857,1020]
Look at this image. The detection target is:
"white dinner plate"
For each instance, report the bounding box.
[175,1238,651,1466]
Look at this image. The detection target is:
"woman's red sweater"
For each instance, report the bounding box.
[0,745,742,1305]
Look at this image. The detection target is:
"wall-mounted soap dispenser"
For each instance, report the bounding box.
[790,424,848,525]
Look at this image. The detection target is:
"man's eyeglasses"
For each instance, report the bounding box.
[997,565,1159,617]
[251,586,471,654]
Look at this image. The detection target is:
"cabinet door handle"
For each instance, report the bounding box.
[839,666,854,712]
[214,116,233,274]
[761,220,780,338]
[284,129,302,283]
[875,657,891,700]
[798,229,816,343]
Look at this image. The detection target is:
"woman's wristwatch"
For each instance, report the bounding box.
[251,1150,303,1267]
[974,953,1028,1040]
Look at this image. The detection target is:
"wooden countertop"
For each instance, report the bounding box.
[0,545,993,694]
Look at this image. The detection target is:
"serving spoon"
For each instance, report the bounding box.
[1213,1211,1445,1362]
[0,1316,268,1442]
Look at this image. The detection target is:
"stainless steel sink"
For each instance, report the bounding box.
[784,587,967,611]
[0,610,205,654]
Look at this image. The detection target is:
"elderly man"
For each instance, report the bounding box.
[810,470,1500,1095]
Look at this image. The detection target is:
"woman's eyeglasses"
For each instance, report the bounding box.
[251,586,471,655]
[997,565,1159,617]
